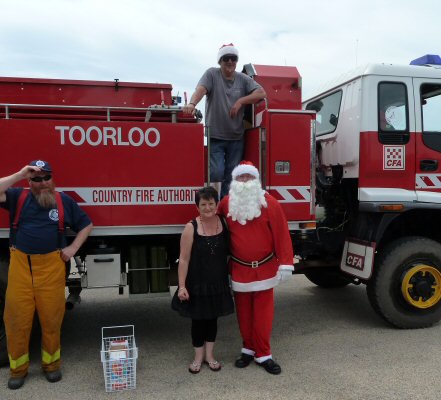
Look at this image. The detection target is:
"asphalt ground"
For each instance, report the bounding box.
[1,275,441,400]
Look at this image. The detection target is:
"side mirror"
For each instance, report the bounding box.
[329,114,338,127]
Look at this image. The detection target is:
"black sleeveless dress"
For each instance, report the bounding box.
[175,217,234,319]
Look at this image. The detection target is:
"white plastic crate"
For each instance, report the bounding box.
[100,325,138,392]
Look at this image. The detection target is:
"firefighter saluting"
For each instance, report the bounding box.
[0,160,92,390]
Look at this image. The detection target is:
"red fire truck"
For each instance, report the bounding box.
[1,55,441,363]
[0,64,313,364]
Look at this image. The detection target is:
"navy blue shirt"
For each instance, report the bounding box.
[1,188,91,254]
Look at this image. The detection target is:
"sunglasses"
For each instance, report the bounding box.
[30,175,52,182]
[221,55,238,63]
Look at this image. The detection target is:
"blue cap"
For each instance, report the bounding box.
[29,160,52,172]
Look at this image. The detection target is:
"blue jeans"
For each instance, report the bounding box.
[210,138,244,198]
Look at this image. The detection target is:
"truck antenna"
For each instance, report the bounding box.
[355,39,359,67]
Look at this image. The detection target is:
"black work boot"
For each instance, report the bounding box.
[44,369,62,383]
[256,358,282,375]
[234,353,254,368]
[8,374,27,390]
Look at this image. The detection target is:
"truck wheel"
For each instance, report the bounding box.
[304,268,350,288]
[0,253,9,367]
[367,237,441,329]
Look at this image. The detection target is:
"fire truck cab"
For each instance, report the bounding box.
[302,54,441,328]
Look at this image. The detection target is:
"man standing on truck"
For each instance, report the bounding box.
[217,161,294,374]
[0,160,92,390]
[183,43,266,198]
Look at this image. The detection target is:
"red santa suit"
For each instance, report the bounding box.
[218,190,294,362]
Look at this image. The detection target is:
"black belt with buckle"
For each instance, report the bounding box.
[230,253,274,268]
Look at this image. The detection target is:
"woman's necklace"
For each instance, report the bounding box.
[200,216,220,255]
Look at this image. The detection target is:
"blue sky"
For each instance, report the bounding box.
[1,0,440,100]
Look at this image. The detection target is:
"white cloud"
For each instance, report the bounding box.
[0,0,440,100]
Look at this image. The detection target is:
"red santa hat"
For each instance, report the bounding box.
[217,43,239,63]
[231,161,260,180]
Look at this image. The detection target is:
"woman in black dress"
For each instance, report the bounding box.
[174,187,234,373]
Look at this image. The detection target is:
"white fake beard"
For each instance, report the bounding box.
[228,179,267,225]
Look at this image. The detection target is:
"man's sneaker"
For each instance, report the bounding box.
[256,359,282,375]
[8,374,27,390]
[234,353,254,368]
[44,369,62,383]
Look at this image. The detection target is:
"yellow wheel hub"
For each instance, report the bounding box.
[401,264,441,309]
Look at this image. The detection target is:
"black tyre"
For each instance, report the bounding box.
[0,252,9,367]
[367,237,441,329]
[304,268,350,288]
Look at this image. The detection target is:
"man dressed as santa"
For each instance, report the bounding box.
[218,161,294,375]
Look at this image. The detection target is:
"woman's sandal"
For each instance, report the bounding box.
[188,361,202,374]
[204,360,221,372]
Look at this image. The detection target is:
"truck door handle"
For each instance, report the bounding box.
[420,159,438,171]
[93,258,115,263]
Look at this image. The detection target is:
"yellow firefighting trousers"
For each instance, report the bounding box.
[4,248,65,377]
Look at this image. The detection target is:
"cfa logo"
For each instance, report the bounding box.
[346,252,364,271]
[383,146,405,170]
[387,159,402,167]
[48,209,59,221]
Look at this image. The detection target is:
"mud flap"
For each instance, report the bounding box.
[340,239,376,279]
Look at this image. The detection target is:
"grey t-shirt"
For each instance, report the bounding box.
[197,68,262,140]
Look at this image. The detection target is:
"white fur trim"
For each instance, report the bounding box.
[242,348,255,356]
[255,355,272,363]
[232,275,280,292]
[231,164,259,180]
[232,268,295,291]
[218,44,239,62]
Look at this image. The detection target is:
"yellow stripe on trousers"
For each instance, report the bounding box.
[8,353,30,370]
[42,348,61,364]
